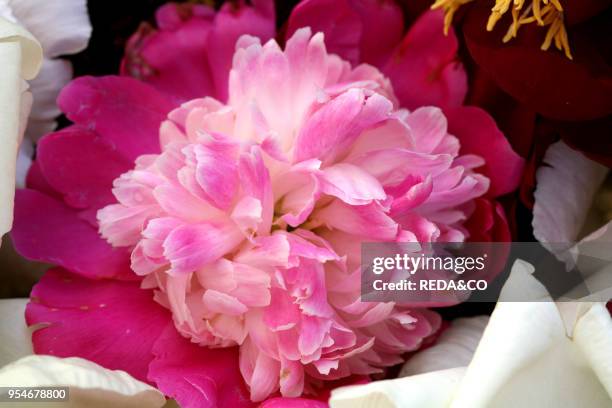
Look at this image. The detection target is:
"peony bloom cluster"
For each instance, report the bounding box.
[97,28,488,400]
[12,1,523,406]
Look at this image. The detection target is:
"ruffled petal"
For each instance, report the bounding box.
[206,0,275,102]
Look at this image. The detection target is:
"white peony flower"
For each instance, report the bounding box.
[329,260,612,408]
[0,16,41,240]
[0,0,91,187]
[0,299,167,408]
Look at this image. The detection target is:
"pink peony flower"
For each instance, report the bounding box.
[11,1,524,407]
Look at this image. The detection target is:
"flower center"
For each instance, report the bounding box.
[431,0,572,59]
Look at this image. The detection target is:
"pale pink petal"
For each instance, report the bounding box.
[202,290,248,316]
[314,201,398,240]
[294,89,392,164]
[319,163,385,205]
[207,0,275,102]
[349,149,451,186]
[163,222,242,274]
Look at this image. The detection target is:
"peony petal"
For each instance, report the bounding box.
[149,325,253,408]
[0,17,42,239]
[26,57,72,141]
[262,397,327,408]
[330,367,465,408]
[163,222,242,274]
[445,106,524,197]
[122,3,216,102]
[573,304,612,399]
[286,0,361,65]
[8,0,91,58]
[295,90,392,164]
[383,10,466,111]
[286,0,403,67]
[350,149,451,186]
[0,355,166,408]
[533,141,608,260]
[58,76,174,161]
[319,163,386,205]
[207,0,275,102]
[315,201,398,240]
[37,126,132,211]
[11,189,132,279]
[400,316,488,377]
[26,268,170,383]
[451,261,612,407]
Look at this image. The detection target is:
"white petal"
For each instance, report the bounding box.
[573,303,612,399]
[0,355,166,408]
[15,139,33,188]
[0,299,32,367]
[533,141,608,262]
[450,260,612,408]
[0,0,16,23]
[7,0,91,58]
[0,17,42,238]
[330,367,466,408]
[498,259,551,302]
[400,316,488,377]
[25,57,71,141]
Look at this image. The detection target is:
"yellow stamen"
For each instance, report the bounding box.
[431,0,476,35]
[431,0,573,59]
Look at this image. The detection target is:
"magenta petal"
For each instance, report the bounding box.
[58,76,175,161]
[287,0,403,67]
[122,4,217,102]
[26,268,170,383]
[25,161,61,199]
[287,0,362,65]
[446,106,524,197]
[148,324,254,408]
[261,397,327,408]
[37,126,132,211]
[12,190,132,279]
[351,0,404,66]
[383,10,467,110]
